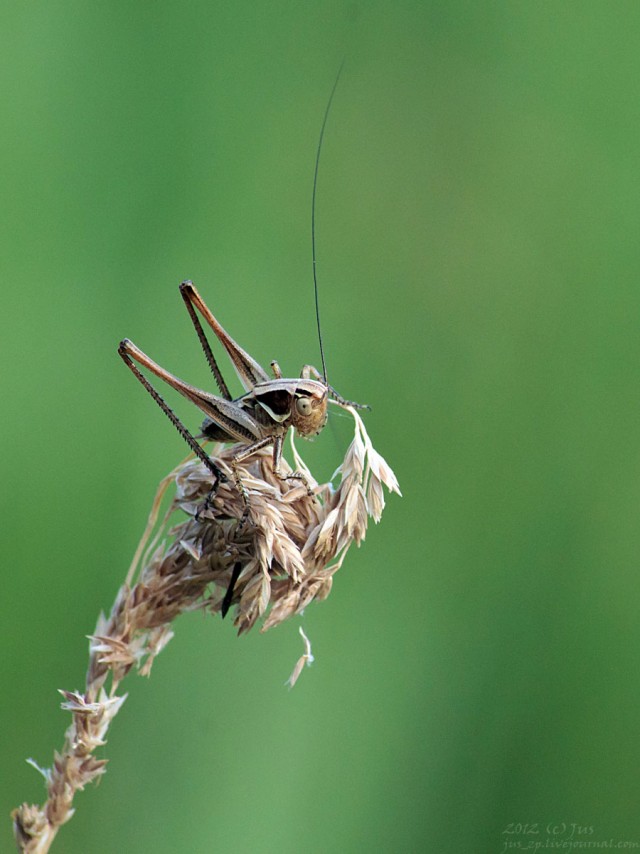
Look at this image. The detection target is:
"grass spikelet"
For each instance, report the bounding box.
[12,406,399,852]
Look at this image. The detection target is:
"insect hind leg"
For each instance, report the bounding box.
[118,339,228,493]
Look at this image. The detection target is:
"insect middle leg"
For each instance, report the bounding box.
[230,433,314,523]
[267,434,315,495]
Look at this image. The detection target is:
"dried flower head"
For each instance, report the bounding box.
[12,404,400,853]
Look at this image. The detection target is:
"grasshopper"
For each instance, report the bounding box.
[119,64,366,520]
[118,281,363,518]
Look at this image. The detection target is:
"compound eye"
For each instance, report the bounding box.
[296,397,313,416]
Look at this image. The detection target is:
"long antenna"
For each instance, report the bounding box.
[311,59,345,385]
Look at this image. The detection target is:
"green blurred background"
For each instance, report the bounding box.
[3,2,640,852]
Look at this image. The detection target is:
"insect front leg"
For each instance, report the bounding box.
[300,365,370,411]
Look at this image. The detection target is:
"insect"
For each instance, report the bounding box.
[119,65,367,521]
[118,282,362,517]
